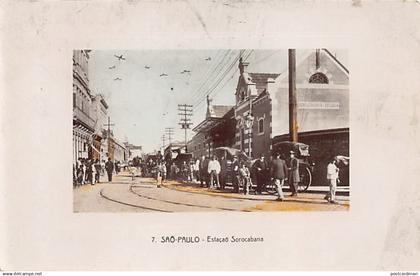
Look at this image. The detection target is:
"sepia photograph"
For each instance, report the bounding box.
[73,49,349,212]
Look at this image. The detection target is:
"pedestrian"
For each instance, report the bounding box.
[100,159,105,176]
[271,152,289,201]
[170,162,177,180]
[86,159,93,185]
[239,162,251,195]
[161,161,167,182]
[156,162,164,188]
[254,154,269,194]
[189,160,195,181]
[105,158,114,182]
[81,158,86,184]
[94,159,101,184]
[77,164,84,186]
[288,151,300,196]
[194,158,200,182]
[231,156,240,193]
[219,155,228,190]
[207,156,221,189]
[325,157,340,204]
[181,161,189,181]
[199,156,208,187]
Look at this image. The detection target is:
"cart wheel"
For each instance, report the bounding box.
[298,166,312,192]
[265,181,278,195]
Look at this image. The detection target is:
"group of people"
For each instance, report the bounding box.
[153,151,340,204]
[73,157,124,187]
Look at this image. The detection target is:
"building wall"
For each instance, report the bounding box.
[73,50,93,164]
[269,50,349,137]
[250,95,272,158]
[113,140,126,162]
[188,132,210,158]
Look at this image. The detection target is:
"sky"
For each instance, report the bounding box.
[88,49,348,153]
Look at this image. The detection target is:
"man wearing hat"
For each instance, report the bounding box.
[288,150,300,196]
[254,154,269,194]
[231,155,241,193]
[270,152,289,201]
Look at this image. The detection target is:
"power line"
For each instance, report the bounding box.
[192,49,246,110]
[188,50,232,105]
[192,51,243,109]
[191,50,240,105]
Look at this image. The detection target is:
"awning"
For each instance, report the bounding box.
[192,117,223,133]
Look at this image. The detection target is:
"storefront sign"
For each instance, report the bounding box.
[298,101,340,110]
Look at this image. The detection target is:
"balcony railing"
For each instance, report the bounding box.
[73,106,95,130]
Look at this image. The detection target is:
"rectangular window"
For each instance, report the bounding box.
[258,118,264,134]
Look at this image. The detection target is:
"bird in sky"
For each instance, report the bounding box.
[145,65,151,69]
[160,73,168,77]
[114,77,122,81]
[114,54,126,61]
[180,70,191,74]
[205,57,211,61]
[108,65,116,69]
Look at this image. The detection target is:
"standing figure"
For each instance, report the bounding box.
[231,156,241,193]
[86,159,93,185]
[105,158,114,182]
[239,162,251,195]
[271,153,289,201]
[207,156,221,189]
[194,158,200,182]
[219,156,228,190]
[325,157,340,204]
[288,151,300,196]
[156,162,166,188]
[181,161,189,181]
[189,160,195,181]
[254,155,269,194]
[161,161,167,182]
[199,156,208,187]
[94,159,101,184]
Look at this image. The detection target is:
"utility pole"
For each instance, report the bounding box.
[165,127,174,145]
[104,116,115,160]
[178,104,193,153]
[288,49,298,142]
[161,134,166,151]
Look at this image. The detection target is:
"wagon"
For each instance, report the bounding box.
[271,141,314,192]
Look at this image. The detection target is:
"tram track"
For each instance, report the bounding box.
[99,187,172,213]
[129,184,250,212]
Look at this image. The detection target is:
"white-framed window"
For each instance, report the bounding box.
[258,118,264,134]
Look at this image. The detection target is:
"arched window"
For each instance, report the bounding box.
[309,72,329,84]
[258,118,264,134]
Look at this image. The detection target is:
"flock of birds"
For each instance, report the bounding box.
[108,54,212,86]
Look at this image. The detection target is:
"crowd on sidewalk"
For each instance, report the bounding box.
[149,151,342,204]
[73,157,125,187]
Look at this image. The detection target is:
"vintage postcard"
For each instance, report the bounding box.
[72,49,350,212]
[1,0,420,272]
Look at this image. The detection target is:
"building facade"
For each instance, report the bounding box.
[73,50,95,164]
[91,94,109,161]
[233,50,349,160]
[190,96,235,158]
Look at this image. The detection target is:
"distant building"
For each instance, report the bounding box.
[190,96,235,158]
[73,50,94,164]
[124,142,143,160]
[91,94,109,161]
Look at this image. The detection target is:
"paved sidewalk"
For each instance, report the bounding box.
[161,179,350,211]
